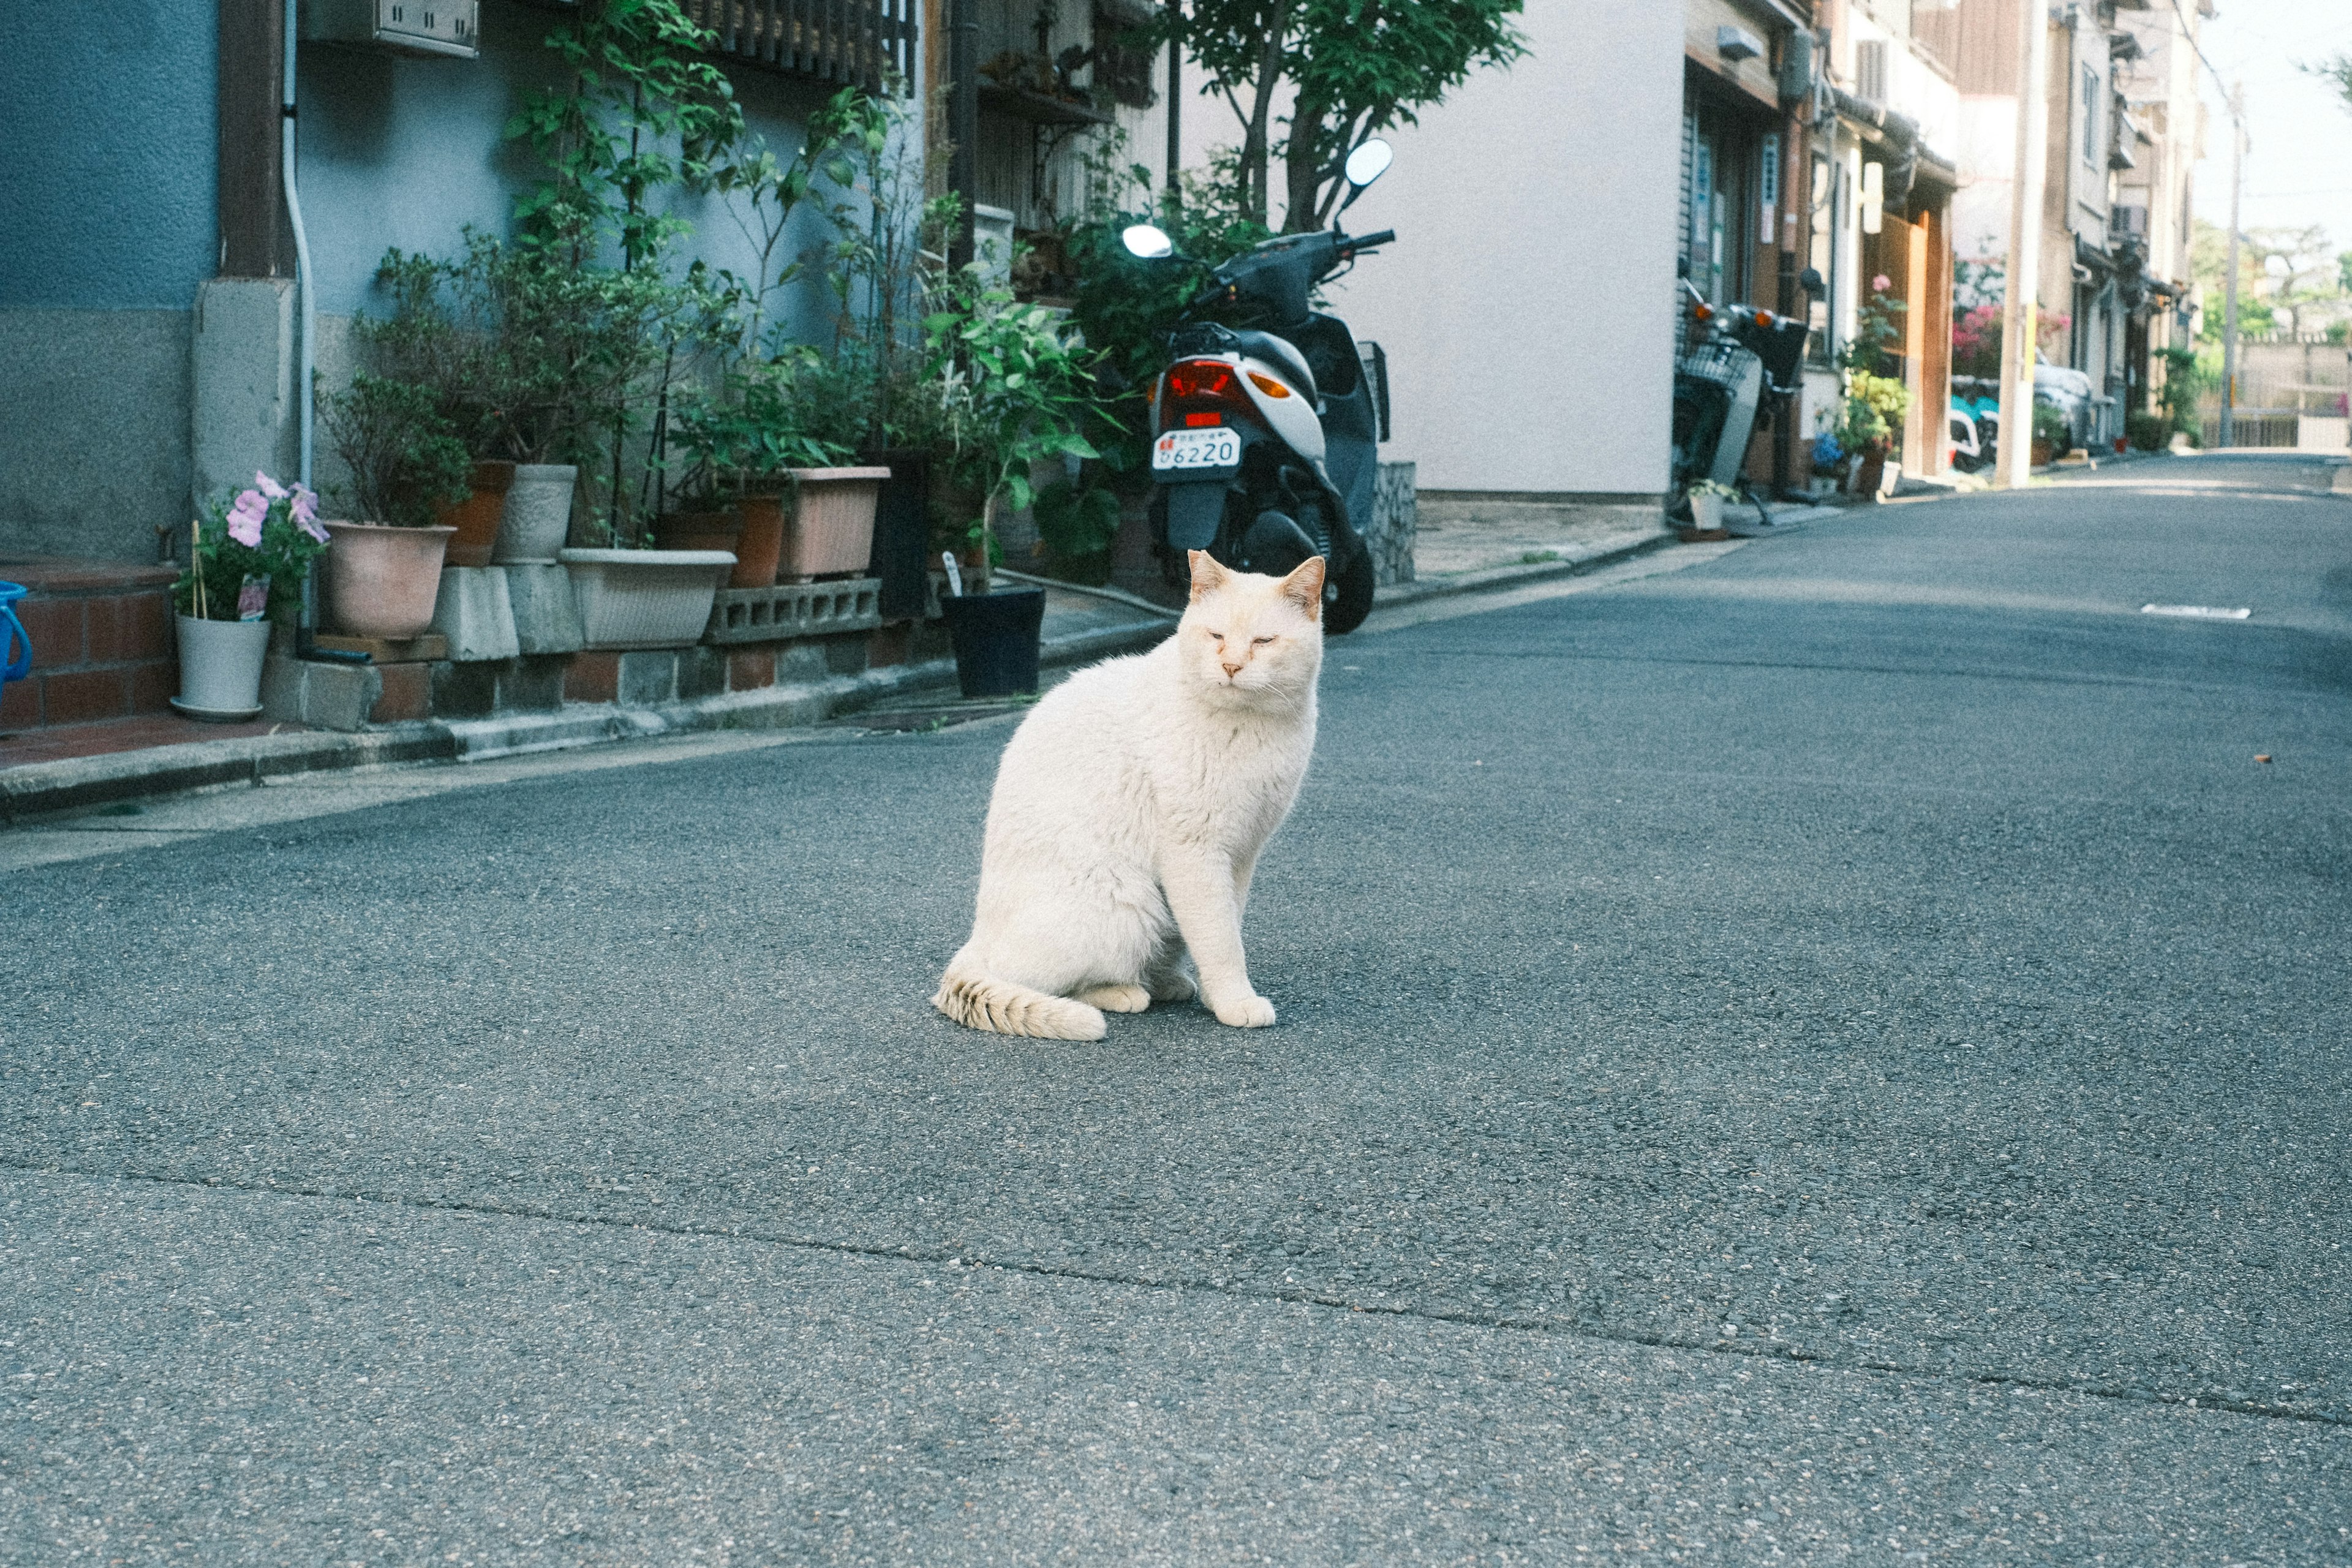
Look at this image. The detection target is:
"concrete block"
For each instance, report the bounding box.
[776,643,831,685]
[430,658,500,720]
[504,562,584,655]
[192,278,298,505]
[430,567,521,662]
[496,655,568,714]
[676,644,728,701]
[1368,461,1417,586]
[617,649,679,707]
[260,652,380,732]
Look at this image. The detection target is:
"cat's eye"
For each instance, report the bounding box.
[1251,636,1276,646]
[1205,629,1225,641]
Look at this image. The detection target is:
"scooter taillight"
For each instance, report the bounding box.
[1159,358,1257,433]
[1167,360,1239,401]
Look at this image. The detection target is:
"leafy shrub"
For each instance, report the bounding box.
[2126,410,2171,452]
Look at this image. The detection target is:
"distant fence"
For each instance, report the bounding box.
[2197,411,2301,449]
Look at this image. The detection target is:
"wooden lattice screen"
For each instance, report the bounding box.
[679,0,916,94]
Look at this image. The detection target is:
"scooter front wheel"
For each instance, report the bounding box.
[1325,544,1375,635]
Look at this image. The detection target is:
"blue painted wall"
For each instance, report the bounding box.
[301,2,849,342]
[0,0,219,310]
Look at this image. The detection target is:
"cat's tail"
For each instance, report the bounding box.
[932,950,1108,1041]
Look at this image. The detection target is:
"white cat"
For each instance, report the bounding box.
[934,550,1327,1040]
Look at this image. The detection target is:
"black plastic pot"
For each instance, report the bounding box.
[941,587,1044,698]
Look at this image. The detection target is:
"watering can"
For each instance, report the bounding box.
[0,581,30,693]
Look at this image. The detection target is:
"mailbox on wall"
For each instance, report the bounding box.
[301,0,479,59]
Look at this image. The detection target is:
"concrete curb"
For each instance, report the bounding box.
[0,613,1180,820]
[0,725,460,822]
[1373,526,1676,611]
[5,532,1712,820]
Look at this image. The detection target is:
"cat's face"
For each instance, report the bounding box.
[1179,551,1325,704]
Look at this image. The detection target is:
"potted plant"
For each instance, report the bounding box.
[2030,402,2070,468]
[1685,478,1738,536]
[318,372,469,638]
[663,350,854,586]
[172,473,331,718]
[924,266,1104,696]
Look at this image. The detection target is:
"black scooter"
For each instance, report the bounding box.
[1670,265,1815,529]
[1120,139,1397,634]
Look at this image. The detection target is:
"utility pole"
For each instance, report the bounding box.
[948,0,979,269]
[1996,0,2051,488]
[1165,0,1182,211]
[2220,82,2244,448]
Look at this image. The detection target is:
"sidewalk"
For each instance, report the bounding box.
[0,516,1701,821]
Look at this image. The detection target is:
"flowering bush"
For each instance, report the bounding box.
[1837,276,1911,453]
[174,472,331,623]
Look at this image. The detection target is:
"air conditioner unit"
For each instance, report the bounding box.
[2112,205,2149,239]
[302,0,478,59]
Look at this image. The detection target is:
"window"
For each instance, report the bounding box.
[2082,66,2100,167]
[1856,39,1888,102]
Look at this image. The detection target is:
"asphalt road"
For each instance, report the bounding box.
[4,453,2349,1564]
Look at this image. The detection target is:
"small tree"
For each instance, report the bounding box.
[1159,0,1524,231]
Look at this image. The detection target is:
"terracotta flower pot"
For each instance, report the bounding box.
[727,494,788,588]
[435,460,516,568]
[1852,445,1888,500]
[650,509,744,556]
[782,467,891,579]
[321,521,456,639]
[2030,438,2054,468]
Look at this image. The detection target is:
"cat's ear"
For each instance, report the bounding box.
[1280,555,1327,620]
[1188,549,1231,601]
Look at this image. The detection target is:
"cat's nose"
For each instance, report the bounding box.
[1221,661,1243,677]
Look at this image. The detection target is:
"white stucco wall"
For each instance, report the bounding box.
[1268,2,1686,496]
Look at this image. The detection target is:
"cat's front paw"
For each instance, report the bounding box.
[1212,994,1276,1028]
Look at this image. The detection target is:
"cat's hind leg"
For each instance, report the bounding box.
[1144,939,1198,1003]
[1074,983,1152,1012]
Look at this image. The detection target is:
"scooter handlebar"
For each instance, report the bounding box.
[1345,229,1396,253]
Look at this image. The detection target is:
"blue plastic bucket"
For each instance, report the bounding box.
[0,581,30,687]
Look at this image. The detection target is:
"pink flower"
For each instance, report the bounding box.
[226,489,267,548]
[254,470,288,500]
[1872,274,1892,293]
[290,484,327,543]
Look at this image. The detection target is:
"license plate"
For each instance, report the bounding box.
[1153,428,1242,471]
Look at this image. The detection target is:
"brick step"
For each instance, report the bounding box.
[0,556,179,730]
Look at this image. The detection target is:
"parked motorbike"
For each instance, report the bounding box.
[1120,138,1396,633]
[1670,266,1814,528]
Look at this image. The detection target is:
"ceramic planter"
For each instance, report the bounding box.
[173,614,273,719]
[1689,491,1725,532]
[322,522,455,639]
[781,467,891,579]
[492,463,578,563]
[941,587,1044,698]
[558,548,735,649]
[436,460,516,568]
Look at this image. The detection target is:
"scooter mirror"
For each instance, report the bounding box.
[1121,223,1175,260]
[1343,138,1393,189]
[1799,266,1826,296]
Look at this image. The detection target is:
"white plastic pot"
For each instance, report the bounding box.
[494,464,579,563]
[1689,490,1725,531]
[174,614,272,718]
[558,548,734,649]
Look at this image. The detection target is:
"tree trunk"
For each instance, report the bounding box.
[1241,28,1283,228]
[1281,86,1329,233]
